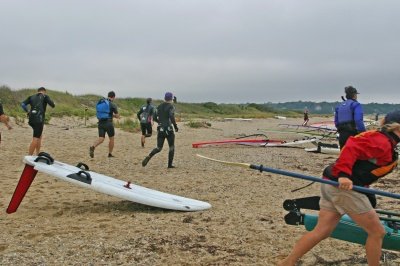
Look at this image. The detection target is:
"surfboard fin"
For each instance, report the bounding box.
[6,164,38,214]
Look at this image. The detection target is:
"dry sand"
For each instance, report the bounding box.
[0,117,399,265]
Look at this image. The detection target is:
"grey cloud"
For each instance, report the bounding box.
[1,0,400,103]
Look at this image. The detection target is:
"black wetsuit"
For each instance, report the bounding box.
[22,93,55,138]
[144,101,178,167]
[98,100,118,138]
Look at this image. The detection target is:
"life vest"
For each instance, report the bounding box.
[336,99,359,125]
[324,131,398,186]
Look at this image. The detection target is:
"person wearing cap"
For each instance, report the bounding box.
[334,85,366,149]
[137,97,155,147]
[21,87,55,155]
[89,91,120,158]
[142,92,178,168]
[279,110,400,266]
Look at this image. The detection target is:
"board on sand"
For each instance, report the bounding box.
[262,137,322,147]
[192,138,285,148]
[304,142,340,155]
[192,137,321,148]
[283,196,400,251]
[6,153,211,213]
[285,211,400,251]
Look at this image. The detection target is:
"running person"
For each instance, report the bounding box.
[279,110,400,266]
[89,91,120,158]
[142,92,178,168]
[0,101,12,130]
[0,101,13,144]
[302,108,309,126]
[137,98,155,147]
[21,87,55,155]
[335,85,366,149]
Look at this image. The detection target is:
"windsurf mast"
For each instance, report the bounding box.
[196,154,400,200]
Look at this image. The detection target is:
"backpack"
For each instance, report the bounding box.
[28,95,44,124]
[96,98,110,120]
[139,105,153,123]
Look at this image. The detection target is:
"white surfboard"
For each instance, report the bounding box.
[22,156,211,211]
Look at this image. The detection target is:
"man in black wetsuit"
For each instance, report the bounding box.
[21,87,55,155]
[142,92,179,168]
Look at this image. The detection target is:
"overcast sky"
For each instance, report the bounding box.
[1,0,400,103]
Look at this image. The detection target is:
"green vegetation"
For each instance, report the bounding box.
[0,86,297,123]
[2,86,399,126]
[185,120,212,128]
[115,118,140,133]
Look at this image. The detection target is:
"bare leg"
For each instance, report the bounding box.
[92,137,105,148]
[28,137,41,155]
[35,136,42,155]
[108,136,114,154]
[348,210,385,266]
[278,209,341,266]
[141,135,145,147]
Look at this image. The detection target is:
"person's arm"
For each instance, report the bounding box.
[353,103,366,132]
[153,108,159,123]
[169,106,178,132]
[137,108,142,120]
[21,97,30,113]
[45,95,55,108]
[111,103,120,119]
[334,106,339,127]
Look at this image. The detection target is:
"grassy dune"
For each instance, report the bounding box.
[0,86,300,124]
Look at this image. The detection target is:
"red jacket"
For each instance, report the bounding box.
[331,130,399,186]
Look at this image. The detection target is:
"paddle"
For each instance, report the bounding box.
[196,154,400,200]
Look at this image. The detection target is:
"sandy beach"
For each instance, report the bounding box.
[1,117,399,265]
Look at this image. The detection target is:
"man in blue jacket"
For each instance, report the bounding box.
[334,86,366,149]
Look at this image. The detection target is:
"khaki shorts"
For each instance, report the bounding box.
[319,184,373,215]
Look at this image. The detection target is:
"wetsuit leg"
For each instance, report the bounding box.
[149,131,166,157]
[166,133,175,167]
[142,130,167,167]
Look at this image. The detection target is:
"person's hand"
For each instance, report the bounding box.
[338,177,353,190]
[174,125,179,132]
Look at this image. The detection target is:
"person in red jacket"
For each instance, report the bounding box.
[279,110,400,266]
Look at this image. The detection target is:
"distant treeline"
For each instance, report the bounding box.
[263,101,400,115]
[1,86,399,120]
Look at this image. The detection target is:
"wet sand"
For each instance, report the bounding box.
[0,117,399,265]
